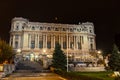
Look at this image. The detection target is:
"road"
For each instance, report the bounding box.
[2,73,67,80]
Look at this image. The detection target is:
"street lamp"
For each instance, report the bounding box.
[97,50,102,54]
[17,49,21,54]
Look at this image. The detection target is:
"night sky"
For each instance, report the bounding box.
[0,0,119,51]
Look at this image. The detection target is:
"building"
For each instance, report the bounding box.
[9,17,96,63]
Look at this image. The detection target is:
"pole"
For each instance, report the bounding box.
[67,25,68,72]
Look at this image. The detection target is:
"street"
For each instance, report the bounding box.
[2,73,67,80]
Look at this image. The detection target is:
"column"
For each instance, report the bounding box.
[68,35,70,49]
[46,34,47,48]
[35,34,38,48]
[23,33,29,49]
[61,36,63,49]
[12,35,15,48]
[53,35,55,48]
[76,36,78,49]
[37,34,39,48]
[29,34,31,48]
[43,34,45,48]
[18,35,21,48]
[73,36,75,49]
[59,34,61,44]
[51,35,53,48]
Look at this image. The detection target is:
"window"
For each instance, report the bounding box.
[15,41,18,49]
[47,42,51,49]
[48,27,51,31]
[55,28,59,31]
[70,28,73,32]
[73,28,76,30]
[15,26,19,30]
[31,41,35,49]
[63,42,67,49]
[15,35,19,40]
[63,28,66,31]
[22,26,24,29]
[40,27,43,30]
[39,41,43,48]
[90,30,92,33]
[90,38,93,42]
[32,26,35,30]
[90,44,93,50]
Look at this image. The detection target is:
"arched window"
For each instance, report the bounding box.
[32,26,35,30]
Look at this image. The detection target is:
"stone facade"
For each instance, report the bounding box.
[9,17,96,62]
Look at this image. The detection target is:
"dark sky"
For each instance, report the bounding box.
[0,0,120,51]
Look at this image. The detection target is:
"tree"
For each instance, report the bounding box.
[0,40,13,63]
[52,43,67,70]
[108,44,120,71]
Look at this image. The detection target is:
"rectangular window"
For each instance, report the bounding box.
[63,42,67,49]
[31,41,35,49]
[15,41,18,49]
[15,35,19,40]
[39,41,43,48]
[47,42,51,49]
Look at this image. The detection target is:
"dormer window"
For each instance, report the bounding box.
[63,28,66,31]
[15,25,19,30]
[55,28,59,31]
[90,30,92,33]
[48,27,51,31]
[70,28,73,32]
[40,27,43,30]
[32,26,35,30]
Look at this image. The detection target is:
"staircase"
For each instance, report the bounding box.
[15,60,44,73]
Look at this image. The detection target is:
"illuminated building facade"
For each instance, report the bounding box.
[9,17,96,62]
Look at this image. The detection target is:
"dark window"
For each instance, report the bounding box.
[73,28,76,30]
[15,41,18,49]
[16,26,19,30]
[70,28,73,32]
[55,28,59,31]
[31,41,35,49]
[63,42,67,49]
[90,44,93,50]
[32,26,35,30]
[90,30,92,33]
[39,41,43,48]
[40,27,43,30]
[48,27,51,31]
[47,42,51,49]
[63,28,66,31]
